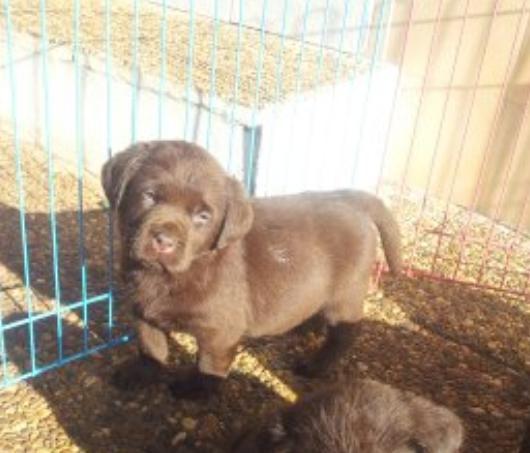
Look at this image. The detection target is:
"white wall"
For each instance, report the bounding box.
[0,30,246,181]
[255,64,399,195]
[0,27,397,199]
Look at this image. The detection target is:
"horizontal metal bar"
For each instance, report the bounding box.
[407,268,530,298]
[0,335,130,389]
[0,293,111,332]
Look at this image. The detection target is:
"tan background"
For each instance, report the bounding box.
[382,0,530,233]
[202,0,530,233]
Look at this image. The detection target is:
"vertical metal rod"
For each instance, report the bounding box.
[405,0,472,270]
[131,0,140,143]
[2,0,34,375]
[498,95,530,290]
[158,0,168,139]
[40,0,63,364]
[105,0,115,341]
[245,0,268,192]
[280,0,312,193]
[350,0,391,186]
[227,0,244,173]
[474,7,530,284]
[300,0,331,189]
[73,0,89,351]
[330,0,373,194]
[261,0,290,195]
[375,0,415,195]
[450,1,528,280]
[184,0,196,140]
[395,0,444,221]
[206,0,220,151]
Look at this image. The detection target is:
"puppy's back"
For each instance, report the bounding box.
[252,190,401,274]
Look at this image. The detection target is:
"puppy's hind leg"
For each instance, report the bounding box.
[112,319,170,390]
[295,320,361,378]
[295,283,366,378]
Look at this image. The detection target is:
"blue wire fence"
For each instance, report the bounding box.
[0,0,391,387]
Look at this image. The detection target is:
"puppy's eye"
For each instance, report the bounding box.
[142,190,156,205]
[192,210,211,227]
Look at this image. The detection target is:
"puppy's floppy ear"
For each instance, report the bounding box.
[101,142,149,209]
[216,177,254,249]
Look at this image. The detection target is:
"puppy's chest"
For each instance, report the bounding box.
[130,274,208,332]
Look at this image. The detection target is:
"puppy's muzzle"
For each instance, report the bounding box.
[152,231,176,255]
[147,222,185,259]
[131,205,194,272]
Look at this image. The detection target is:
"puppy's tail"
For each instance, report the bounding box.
[348,191,402,275]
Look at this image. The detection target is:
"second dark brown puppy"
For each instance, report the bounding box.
[102,140,402,398]
[231,379,464,453]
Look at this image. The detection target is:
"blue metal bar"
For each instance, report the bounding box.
[357,0,373,54]
[318,0,353,189]
[158,0,168,139]
[292,0,312,96]
[131,0,140,142]
[105,0,114,341]
[0,285,8,385]
[313,0,331,87]
[227,0,244,173]
[1,294,112,332]
[271,0,290,116]
[3,0,35,373]
[184,0,196,140]
[0,335,130,389]
[333,0,353,83]
[422,0,472,204]
[260,0,290,193]
[350,0,390,182]
[245,0,268,192]
[281,0,312,193]
[206,0,220,151]
[73,0,89,352]
[374,0,391,61]
[301,0,332,188]
[39,0,63,364]
[332,1,371,185]
[376,0,415,193]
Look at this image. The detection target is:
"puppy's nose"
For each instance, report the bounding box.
[152,232,175,254]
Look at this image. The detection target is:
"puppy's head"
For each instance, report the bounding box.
[101,141,253,273]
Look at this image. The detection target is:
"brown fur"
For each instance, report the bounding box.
[521,420,530,453]
[101,140,402,392]
[232,379,464,453]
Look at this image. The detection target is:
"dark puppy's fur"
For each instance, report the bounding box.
[101,140,402,396]
[232,379,464,453]
[521,421,530,453]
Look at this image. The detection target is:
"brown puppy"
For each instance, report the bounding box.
[521,420,530,453]
[101,140,402,397]
[232,379,464,453]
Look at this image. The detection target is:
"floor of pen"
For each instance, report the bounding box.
[0,135,529,452]
[0,275,529,453]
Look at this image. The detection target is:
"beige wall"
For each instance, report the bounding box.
[381,0,530,232]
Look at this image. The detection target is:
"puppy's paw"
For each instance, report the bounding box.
[168,379,208,400]
[169,371,223,400]
[111,356,162,391]
[294,360,324,379]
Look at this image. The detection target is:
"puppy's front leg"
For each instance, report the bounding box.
[169,336,238,400]
[112,319,169,390]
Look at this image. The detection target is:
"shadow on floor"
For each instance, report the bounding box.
[2,295,529,453]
